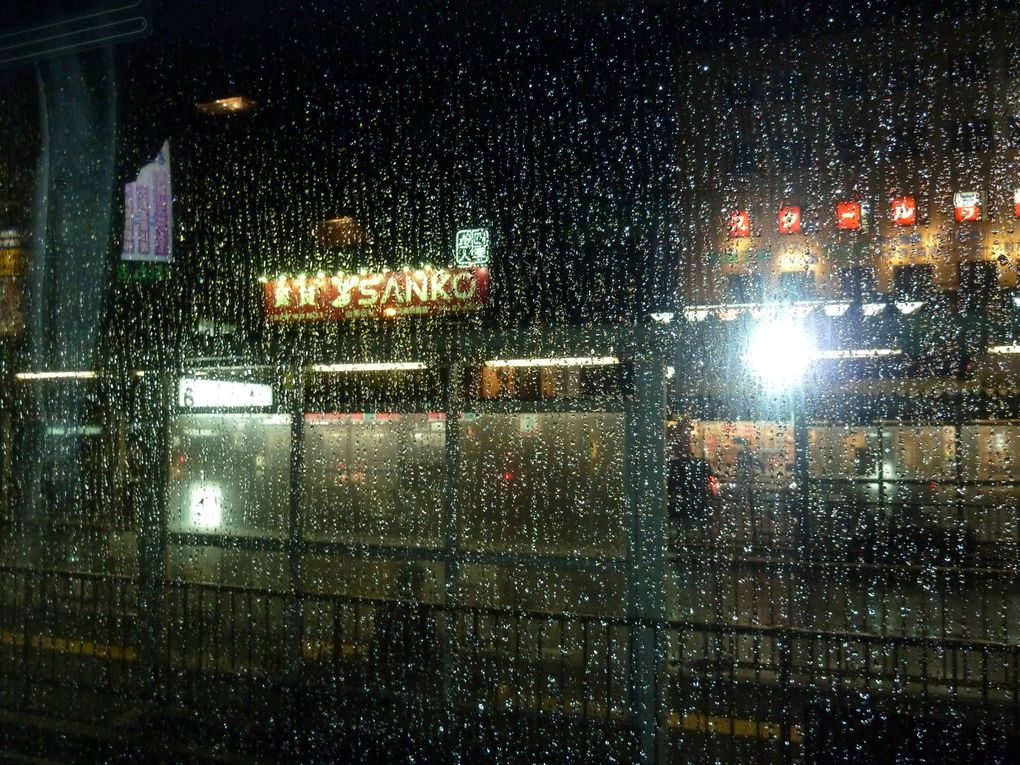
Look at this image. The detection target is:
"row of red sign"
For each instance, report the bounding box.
[727,192,1007,237]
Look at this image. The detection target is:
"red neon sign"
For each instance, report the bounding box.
[727,210,750,238]
[954,191,982,222]
[891,196,916,226]
[836,201,861,230]
[778,206,801,235]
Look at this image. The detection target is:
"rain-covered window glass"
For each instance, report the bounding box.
[4,0,1020,762]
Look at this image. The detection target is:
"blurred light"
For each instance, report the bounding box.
[178,378,273,408]
[188,484,223,531]
[195,96,256,115]
[15,370,96,380]
[823,302,851,317]
[666,365,676,379]
[484,356,619,368]
[812,349,901,359]
[895,301,924,314]
[312,216,364,247]
[862,303,886,317]
[310,362,427,372]
[649,312,674,323]
[744,319,813,389]
[989,345,1020,354]
[1011,295,1020,309]
[383,306,398,318]
[258,275,268,283]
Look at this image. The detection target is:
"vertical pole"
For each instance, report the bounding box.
[792,390,810,560]
[138,371,170,705]
[285,367,305,676]
[441,354,463,750]
[625,326,670,765]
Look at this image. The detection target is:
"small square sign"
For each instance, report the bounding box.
[455,228,490,267]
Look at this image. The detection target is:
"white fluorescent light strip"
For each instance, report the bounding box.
[812,349,901,359]
[485,356,619,368]
[310,362,428,373]
[15,371,96,380]
[989,345,1020,354]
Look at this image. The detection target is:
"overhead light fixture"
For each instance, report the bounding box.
[15,371,96,380]
[989,345,1020,354]
[822,302,851,317]
[895,301,924,314]
[484,356,619,368]
[812,349,901,359]
[310,362,427,373]
[196,96,256,115]
[862,303,886,317]
[744,319,813,391]
[649,312,674,324]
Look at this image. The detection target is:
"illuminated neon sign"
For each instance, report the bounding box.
[836,201,861,230]
[778,206,801,234]
[265,267,488,321]
[954,191,982,222]
[727,210,750,238]
[891,196,916,225]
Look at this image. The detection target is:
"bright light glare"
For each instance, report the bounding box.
[189,484,223,531]
[15,370,96,380]
[745,320,813,389]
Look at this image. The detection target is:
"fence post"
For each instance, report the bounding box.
[137,371,170,706]
[625,325,672,765]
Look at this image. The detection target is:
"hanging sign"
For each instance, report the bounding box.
[1014,189,1020,218]
[891,196,916,225]
[836,201,861,230]
[265,266,488,322]
[0,228,23,335]
[778,206,801,234]
[727,210,750,238]
[121,140,172,263]
[953,191,983,222]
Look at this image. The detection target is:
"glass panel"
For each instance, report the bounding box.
[168,413,291,538]
[458,413,626,557]
[302,413,445,546]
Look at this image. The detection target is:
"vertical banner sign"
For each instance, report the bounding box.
[1014,189,1020,218]
[891,196,916,226]
[121,140,172,262]
[778,206,801,234]
[836,201,862,230]
[727,210,750,238]
[0,228,23,335]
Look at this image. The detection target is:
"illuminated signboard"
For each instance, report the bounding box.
[953,191,982,222]
[836,201,861,230]
[178,378,273,408]
[778,206,801,235]
[1015,189,1020,218]
[265,267,488,322]
[891,196,916,226]
[727,210,750,238]
[454,228,490,267]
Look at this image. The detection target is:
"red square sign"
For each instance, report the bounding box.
[836,201,861,230]
[891,196,916,226]
[778,206,801,234]
[727,210,750,238]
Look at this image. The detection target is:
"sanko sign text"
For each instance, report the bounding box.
[265,267,488,321]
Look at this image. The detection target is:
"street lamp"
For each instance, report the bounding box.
[743,316,814,557]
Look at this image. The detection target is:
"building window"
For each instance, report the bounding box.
[889,121,927,158]
[893,264,935,300]
[725,140,757,176]
[950,54,988,85]
[838,266,877,302]
[835,128,871,165]
[777,135,813,170]
[953,119,992,152]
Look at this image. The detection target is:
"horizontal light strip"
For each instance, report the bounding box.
[15,371,96,380]
[989,345,1020,354]
[485,356,619,368]
[309,362,428,373]
[812,349,902,360]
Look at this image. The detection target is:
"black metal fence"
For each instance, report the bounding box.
[2,565,1017,763]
